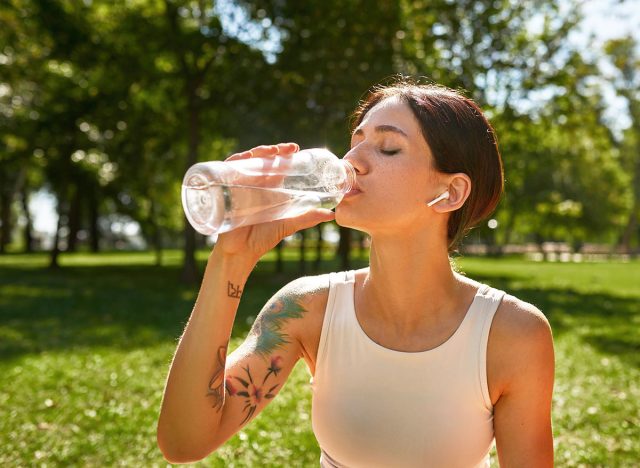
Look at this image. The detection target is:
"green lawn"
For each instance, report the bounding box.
[0,251,638,466]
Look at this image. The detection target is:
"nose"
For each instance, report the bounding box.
[343,145,368,175]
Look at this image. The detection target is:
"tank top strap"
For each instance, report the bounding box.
[314,271,355,382]
[471,284,506,410]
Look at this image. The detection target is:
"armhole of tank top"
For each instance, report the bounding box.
[314,272,342,380]
[478,287,505,412]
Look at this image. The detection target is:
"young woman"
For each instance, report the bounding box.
[157,81,555,467]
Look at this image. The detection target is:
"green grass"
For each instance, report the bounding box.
[0,251,638,466]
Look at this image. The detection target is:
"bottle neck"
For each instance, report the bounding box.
[341,160,356,193]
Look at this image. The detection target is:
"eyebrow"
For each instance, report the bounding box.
[353,124,408,138]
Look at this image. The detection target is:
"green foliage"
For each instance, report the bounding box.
[494,88,631,245]
[605,35,640,251]
[1,0,638,254]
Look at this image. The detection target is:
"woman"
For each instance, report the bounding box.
[157,81,555,467]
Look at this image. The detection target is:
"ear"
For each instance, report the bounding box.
[431,173,471,213]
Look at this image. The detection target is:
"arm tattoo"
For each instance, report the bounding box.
[249,295,306,358]
[224,291,309,424]
[227,281,243,299]
[225,357,283,425]
[206,345,227,411]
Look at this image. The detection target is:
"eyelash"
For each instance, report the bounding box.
[380,148,400,156]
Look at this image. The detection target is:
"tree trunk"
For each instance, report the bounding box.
[618,135,640,254]
[88,186,100,253]
[336,227,352,271]
[313,224,323,271]
[150,198,163,267]
[358,232,368,259]
[155,229,164,267]
[275,240,284,274]
[21,187,34,252]
[617,97,640,255]
[49,198,66,269]
[618,210,638,254]
[66,186,81,252]
[180,89,201,284]
[298,229,306,275]
[499,204,519,256]
[0,167,25,253]
[0,189,11,254]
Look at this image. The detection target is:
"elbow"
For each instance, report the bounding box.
[157,423,218,464]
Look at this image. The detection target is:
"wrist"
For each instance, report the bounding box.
[207,246,258,275]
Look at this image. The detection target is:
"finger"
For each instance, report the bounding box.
[275,142,299,156]
[279,209,335,238]
[249,145,280,158]
[226,149,253,161]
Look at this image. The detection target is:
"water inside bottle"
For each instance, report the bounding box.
[182,183,344,235]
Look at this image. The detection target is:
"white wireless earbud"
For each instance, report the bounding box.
[426,190,450,207]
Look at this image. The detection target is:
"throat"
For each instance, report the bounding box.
[353,271,478,352]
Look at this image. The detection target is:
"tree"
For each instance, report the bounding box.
[491,50,630,249]
[0,1,47,253]
[236,0,402,269]
[606,36,640,253]
[108,0,271,282]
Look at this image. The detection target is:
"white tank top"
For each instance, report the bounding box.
[310,271,505,468]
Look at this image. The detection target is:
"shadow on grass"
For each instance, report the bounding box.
[0,258,366,362]
[469,272,640,369]
[1,258,638,369]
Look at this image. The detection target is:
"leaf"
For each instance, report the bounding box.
[235,377,250,388]
[241,406,256,425]
[243,365,254,384]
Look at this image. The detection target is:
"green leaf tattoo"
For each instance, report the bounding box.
[249,295,306,358]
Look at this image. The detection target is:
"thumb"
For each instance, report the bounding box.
[280,209,335,238]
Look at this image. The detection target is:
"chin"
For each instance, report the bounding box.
[335,206,372,233]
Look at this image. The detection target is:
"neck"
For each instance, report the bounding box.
[362,230,461,332]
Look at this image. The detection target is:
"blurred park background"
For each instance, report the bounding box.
[1,0,639,466]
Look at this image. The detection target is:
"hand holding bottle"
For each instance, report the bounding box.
[211,143,337,261]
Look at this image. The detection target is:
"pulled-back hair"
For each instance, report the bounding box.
[352,79,504,251]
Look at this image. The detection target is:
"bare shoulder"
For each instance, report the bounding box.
[269,273,332,316]
[489,293,555,399]
[493,294,553,341]
[253,273,331,333]
[279,273,331,299]
[250,273,331,365]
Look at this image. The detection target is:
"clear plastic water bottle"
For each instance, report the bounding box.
[181,148,356,235]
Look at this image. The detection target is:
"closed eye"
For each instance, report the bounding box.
[381,148,400,156]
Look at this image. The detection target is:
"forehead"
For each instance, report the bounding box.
[357,96,421,134]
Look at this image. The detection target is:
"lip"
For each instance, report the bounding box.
[343,187,362,199]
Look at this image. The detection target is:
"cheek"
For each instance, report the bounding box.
[335,162,432,229]
[378,167,429,205]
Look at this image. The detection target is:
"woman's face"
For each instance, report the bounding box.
[336,96,445,235]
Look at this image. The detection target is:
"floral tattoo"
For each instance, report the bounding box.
[206,345,227,411]
[217,292,308,424]
[225,357,283,425]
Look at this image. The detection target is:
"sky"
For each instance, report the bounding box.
[28,0,640,238]
[576,0,640,130]
[579,0,640,43]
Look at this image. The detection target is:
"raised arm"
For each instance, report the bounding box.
[156,143,334,463]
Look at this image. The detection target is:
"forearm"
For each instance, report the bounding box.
[157,248,256,460]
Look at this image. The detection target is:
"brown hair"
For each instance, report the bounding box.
[352,79,504,251]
